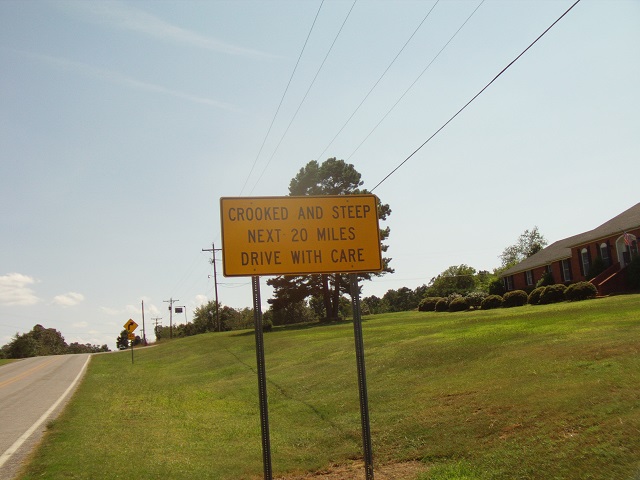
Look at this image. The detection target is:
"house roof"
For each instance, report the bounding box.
[501,202,640,277]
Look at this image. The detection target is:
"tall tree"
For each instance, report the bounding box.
[425,265,477,297]
[267,158,393,320]
[116,330,129,350]
[499,226,548,267]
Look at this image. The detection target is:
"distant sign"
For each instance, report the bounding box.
[123,319,138,333]
[220,195,382,277]
[127,332,136,341]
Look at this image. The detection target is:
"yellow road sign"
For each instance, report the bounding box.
[127,332,136,340]
[220,195,382,277]
[123,319,138,333]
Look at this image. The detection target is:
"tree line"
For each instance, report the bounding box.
[1,324,110,359]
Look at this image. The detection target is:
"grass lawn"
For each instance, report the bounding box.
[18,294,640,479]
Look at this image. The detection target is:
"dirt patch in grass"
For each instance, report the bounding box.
[275,460,427,479]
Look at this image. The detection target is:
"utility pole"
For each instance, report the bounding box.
[141,299,147,345]
[151,317,162,340]
[163,298,179,339]
[202,243,222,331]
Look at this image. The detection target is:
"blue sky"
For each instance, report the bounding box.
[1,0,638,350]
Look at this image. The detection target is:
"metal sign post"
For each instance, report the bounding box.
[350,273,374,479]
[123,319,138,365]
[252,275,272,479]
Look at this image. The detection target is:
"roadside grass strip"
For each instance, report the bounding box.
[17,294,640,479]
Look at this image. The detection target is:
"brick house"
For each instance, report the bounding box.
[501,203,640,295]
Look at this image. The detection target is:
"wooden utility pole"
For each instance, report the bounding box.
[141,300,147,345]
[151,317,162,338]
[163,298,179,339]
[202,243,222,331]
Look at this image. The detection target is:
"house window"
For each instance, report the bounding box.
[562,259,572,282]
[600,243,610,267]
[581,248,590,277]
[505,276,513,291]
[525,270,534,286]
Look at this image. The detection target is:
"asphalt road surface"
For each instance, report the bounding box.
[0,354,91,479]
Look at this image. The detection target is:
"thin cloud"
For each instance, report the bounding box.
[58,0,276,59]
[194,294,209,306]
[101,302,159,317]
[53,291,85,307]
[14,49,239,112]
[100,306,122,316]
[0,273,41,306]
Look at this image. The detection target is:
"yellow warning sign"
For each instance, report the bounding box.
[220,195,382,277]
[123,319,138,333]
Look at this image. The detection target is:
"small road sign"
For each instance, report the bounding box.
[123,319,138,333]
[127,332,135,341]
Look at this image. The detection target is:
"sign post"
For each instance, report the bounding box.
[252,276,272,479]
[220,195,382,479]
[350,273,374,479]
[124,319,138,364]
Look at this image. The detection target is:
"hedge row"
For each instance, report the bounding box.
[418,282,597,313]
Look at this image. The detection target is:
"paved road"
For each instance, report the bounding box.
[0,354,91,479]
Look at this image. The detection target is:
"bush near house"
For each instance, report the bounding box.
[586,256,607,280]
[539,284,567,305]
[627,257,640,290]
[418,297,444,312]
[528,287,546,306]
[449,297,469,312]
[465,291,488,310]
[503,290,528,308]
[536,271,555,288]
[565,282,598,301]
[481,295,503,310]
[435,299,449,312]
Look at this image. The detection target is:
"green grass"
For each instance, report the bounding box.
[18,295,640,479]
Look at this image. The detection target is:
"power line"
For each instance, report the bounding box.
[169,251,208,298]
[371,0,582,192]
[314,0,441,162]
[248,0,358,195]
[347,0,485,162]
[239,0,325,196]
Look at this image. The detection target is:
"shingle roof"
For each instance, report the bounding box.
[501,202,640,277]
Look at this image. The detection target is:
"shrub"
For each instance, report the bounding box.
[418,297,444,312]
[262,318,273,332]
[627,256,640,290]
[503,290,528,308]
[435,299,449,312]
[449,297,469,312]
[536,270,555,288]
[565,281,598,301]
[481,295,503,310]
[447,293,463,303]
[587,256,607,280]
[465,291,488,310]
[528,287,545,305]
[539,284,567,304]
[488,278,506,296]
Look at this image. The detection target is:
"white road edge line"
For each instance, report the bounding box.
[0,355,92,469]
